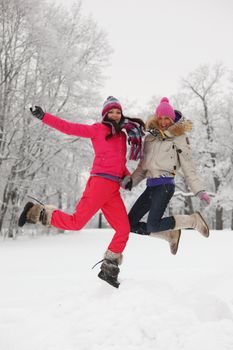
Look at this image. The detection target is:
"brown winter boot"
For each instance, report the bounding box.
[98,250,123,288]
[18,202,57,227]
[150,230,181,255]
[174,211,209,237]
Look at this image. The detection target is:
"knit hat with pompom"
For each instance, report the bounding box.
[155,97,175,121]
[102,96,122,118]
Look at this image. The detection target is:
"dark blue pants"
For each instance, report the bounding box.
[128,185,175,234]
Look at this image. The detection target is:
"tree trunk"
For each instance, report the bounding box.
[215,206,223,230]
[231,209,233,230]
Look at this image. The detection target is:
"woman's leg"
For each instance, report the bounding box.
[128,187,152,234]
[147,185,175,233]
[51,177,119,230]
[98,184,130,288]
[101,190,130,253]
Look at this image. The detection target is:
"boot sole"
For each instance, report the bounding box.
[170,229,181,255]
[98,271,120,288]
[18,202,34,227]
[196,211,209,237]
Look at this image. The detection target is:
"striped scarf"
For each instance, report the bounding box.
[103,117,144,161]
[121,118,144,160]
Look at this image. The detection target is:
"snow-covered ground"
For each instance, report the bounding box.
[0,228,233,350]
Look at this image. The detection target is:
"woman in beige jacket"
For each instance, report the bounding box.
[125,97,211,255]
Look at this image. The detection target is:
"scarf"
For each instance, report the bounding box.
[103,117,145,161]
[121,118,144,160]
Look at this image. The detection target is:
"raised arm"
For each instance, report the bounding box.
[30,106,97,138]
[43,113,97,138]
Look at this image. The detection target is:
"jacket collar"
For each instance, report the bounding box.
[146,116,193,138]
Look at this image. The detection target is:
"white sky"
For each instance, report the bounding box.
[55,0,233,105]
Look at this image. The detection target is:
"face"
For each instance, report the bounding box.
[157,117,173,131]
[107,108,122,123]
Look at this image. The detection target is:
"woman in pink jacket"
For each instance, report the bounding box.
[18,96,145,288]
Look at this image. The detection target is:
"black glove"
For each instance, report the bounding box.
[121,176,133,191]
[30,106,45,120]
[125,178,132,190]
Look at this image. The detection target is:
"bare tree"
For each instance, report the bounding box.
[0,0,111,236]
[182,63,227,229]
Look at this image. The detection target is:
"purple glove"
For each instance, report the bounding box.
[197,191,211,204]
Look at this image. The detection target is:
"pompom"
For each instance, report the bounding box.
[160,97,169,103]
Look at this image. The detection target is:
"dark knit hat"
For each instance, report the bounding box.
[102,96,122,118]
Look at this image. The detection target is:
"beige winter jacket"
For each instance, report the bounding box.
[131,117,204,195]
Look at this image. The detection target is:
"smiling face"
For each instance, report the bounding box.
[107,108,122,123]
[157,116,173,131]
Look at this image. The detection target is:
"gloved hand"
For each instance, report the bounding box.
[197,191,211,205]
[121,176,133,191]
[30,106,45,120]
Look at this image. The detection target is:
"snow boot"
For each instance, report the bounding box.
[174,211,209,237]
[18,202,35,227]
[150,229,181,255]
[98,250,123,288]
[18,201,57,227]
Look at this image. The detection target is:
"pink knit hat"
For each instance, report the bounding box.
[155,97,175,121]
[102,96,122,118]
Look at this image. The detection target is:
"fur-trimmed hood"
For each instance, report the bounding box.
[146,116,193,137]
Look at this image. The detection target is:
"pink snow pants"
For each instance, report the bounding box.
[51,177,130,253]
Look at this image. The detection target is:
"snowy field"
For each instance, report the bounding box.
[0,228,233,350]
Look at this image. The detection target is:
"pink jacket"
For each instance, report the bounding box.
[43,113,130,178]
